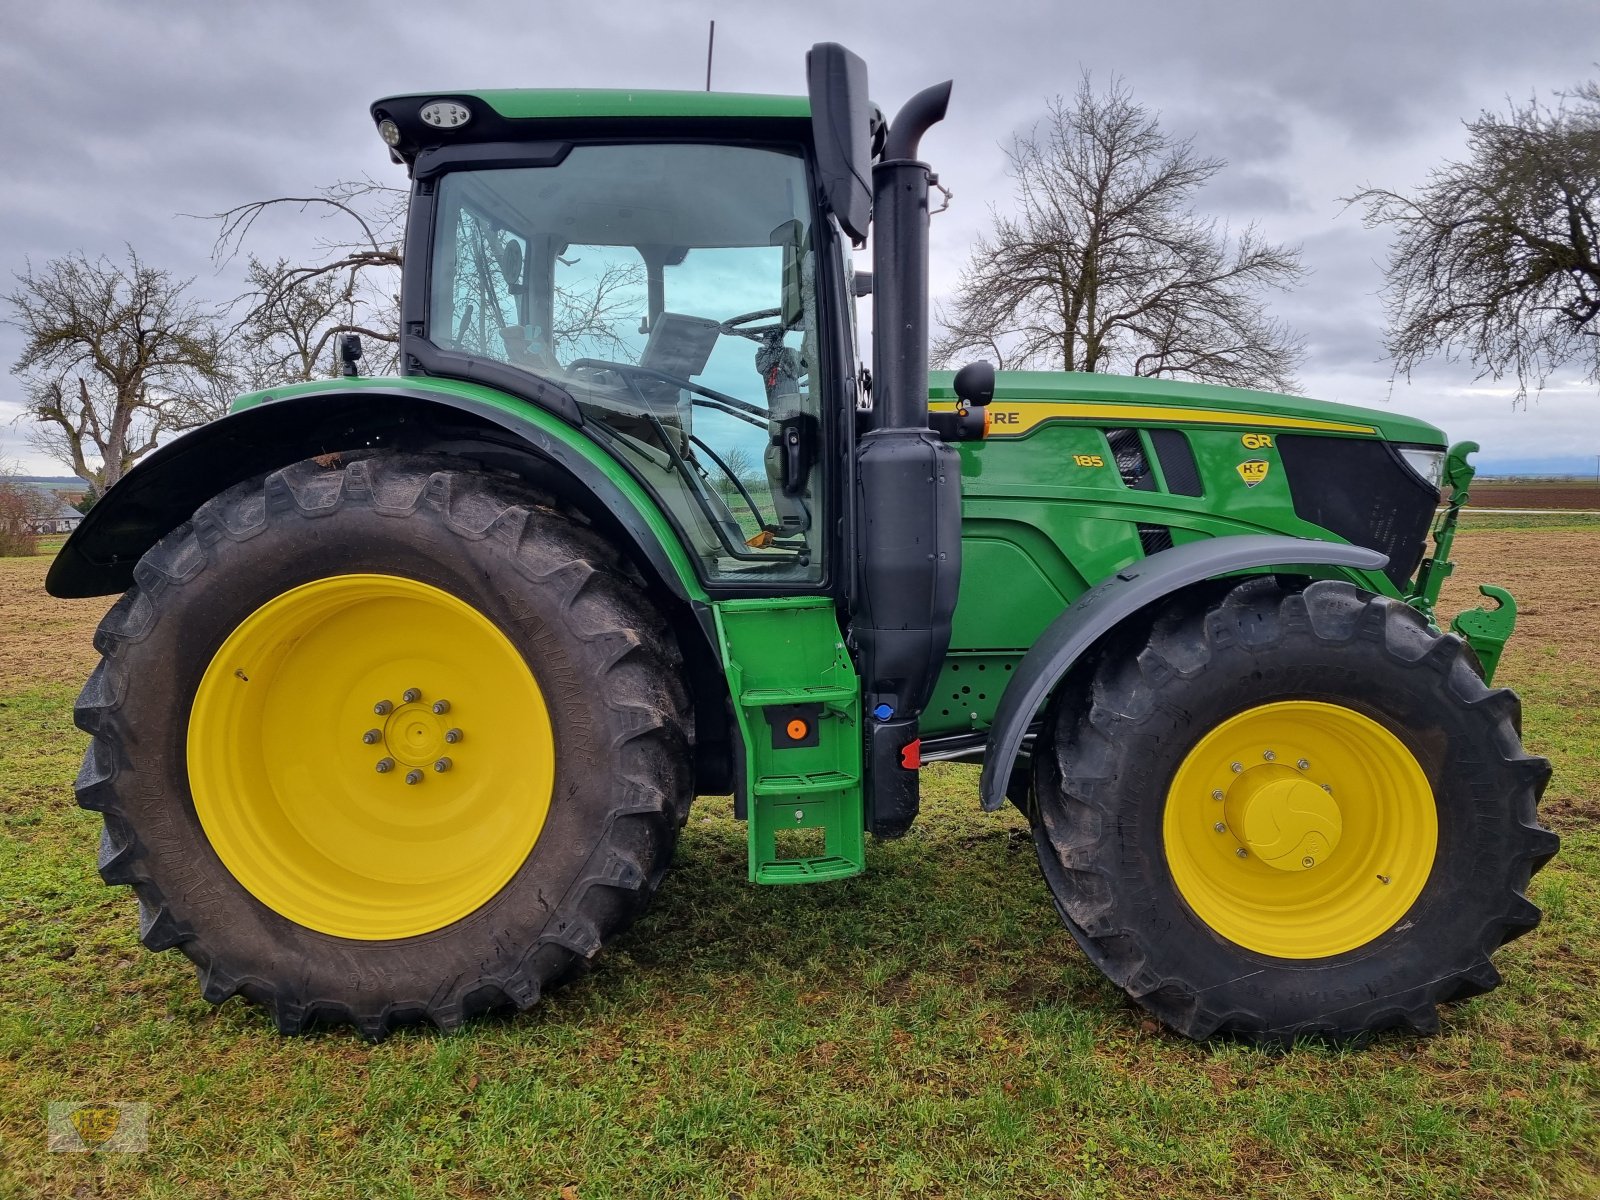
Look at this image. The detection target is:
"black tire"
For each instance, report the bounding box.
[74,453,693,1038]
[1032,577,1557,1045]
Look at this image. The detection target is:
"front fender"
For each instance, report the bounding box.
[975,534,1390,811]
[45,377,706,603]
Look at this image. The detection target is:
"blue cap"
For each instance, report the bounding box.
[872,703,894,721]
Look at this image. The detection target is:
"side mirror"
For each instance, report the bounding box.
[806,43,873,242]
[339,334,364,378]
[931,361,997,442]
[953,359,995,408]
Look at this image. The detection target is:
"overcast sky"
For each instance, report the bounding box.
[3,0,1597,476]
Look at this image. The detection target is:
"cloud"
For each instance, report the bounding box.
[2,0,1595,477]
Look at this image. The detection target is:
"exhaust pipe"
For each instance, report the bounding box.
[870,81,953,432]
[855,79,958,837]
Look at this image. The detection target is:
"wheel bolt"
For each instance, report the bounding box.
[375,758,395,773]
[1236,848,1249,858]
[1263,750,1276,762]
[432,699,451,715]
[1302,856,1315,868]
[1211,789,1224,801]
[361,729,381,745]
[373,700,392,716]
[1296,758,1310,771]
[444,728,463,744]
[1231,762,1243,774]
[434,757,452,773]
[405,769,423,785]
[403,688,422,704]
[1213,822,1227,833]
[1322,784,1333,794]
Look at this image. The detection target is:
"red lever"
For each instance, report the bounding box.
[900,739,922,770]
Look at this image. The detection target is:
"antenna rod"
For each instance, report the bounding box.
[705,20,715,91]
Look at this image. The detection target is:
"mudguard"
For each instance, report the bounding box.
[45,379,705,602]
[976,534,1390,811]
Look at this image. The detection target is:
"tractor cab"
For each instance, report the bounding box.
[375,94,865,588]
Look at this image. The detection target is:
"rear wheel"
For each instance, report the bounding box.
[1032,577,1556,1045]
[75,453,692,1037]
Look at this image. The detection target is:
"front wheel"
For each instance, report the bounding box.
[1032,577,1556,1045]
[75,454,692,1037]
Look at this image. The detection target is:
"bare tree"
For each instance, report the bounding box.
[711,445,761,500]
[934,76,1305,390]
[205,178,406,382]
[5,249,228,490]
[0,462,39,557]
[209,176,645,380]
[1345,82,1600,395]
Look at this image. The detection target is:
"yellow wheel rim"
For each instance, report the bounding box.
[1163,701,1437,958]
[188,574,554,940]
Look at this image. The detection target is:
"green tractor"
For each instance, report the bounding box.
[49,44,1555,1044]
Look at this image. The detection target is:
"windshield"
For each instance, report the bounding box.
[429,143,825,585]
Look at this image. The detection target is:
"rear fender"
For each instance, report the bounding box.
[976,534,1390,811]
[46,380,705,604]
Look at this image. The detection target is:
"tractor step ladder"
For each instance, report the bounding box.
[712,597,865,884]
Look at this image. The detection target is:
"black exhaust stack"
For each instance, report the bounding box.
[807,47,962,837]
[854,81,959,837]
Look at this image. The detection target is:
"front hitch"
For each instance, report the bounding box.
[1406,440,1518,682]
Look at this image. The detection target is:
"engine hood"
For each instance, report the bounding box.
[927,370,1446,447]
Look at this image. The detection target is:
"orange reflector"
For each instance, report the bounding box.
[786,718,809,740]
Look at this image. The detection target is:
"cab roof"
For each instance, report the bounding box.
[370,89,813,170]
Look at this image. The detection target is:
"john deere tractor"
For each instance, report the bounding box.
[49,44,1555,1044]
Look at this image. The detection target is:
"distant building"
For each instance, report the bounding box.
[0,483,83,535]
[26,493,83,535]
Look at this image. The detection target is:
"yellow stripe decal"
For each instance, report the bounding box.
[932,401,1376,437]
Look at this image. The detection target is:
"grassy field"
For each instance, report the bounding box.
[1,528,1596,1199]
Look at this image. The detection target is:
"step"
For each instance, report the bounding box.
[753,855,864,885]
[751,770,859,797]
[711,597,865,885]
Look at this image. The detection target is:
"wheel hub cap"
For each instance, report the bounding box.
[373,692,459,772]
[1228,772,1342,871]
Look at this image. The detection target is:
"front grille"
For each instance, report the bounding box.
[1276,435,1437,588]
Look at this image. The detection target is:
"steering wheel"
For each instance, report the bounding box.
[719,308,785,341]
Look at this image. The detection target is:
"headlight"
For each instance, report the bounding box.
[420,100,472,130]
[377,118,402,147]
[1398,447,1446,489]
